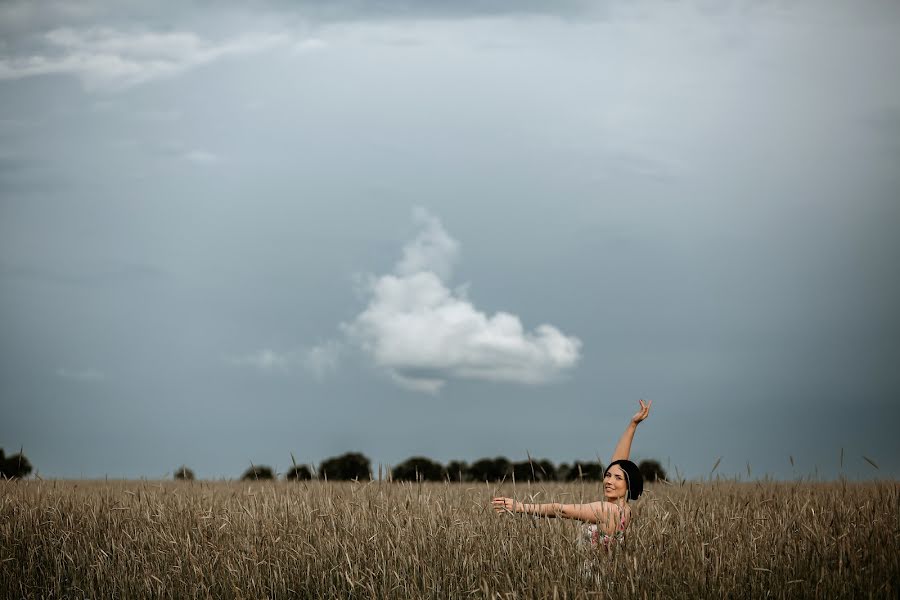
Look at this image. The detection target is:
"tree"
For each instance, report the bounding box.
[241,465,275,480]
[0,448,32,479]
[639,459,667,483]
[565,461,604,481]
[443,460,469,482]
[174,466,195,481]
[468,457,511,482]
[286,465,313,481]
[391,456,443,482]
[318,452,371,481]
[511,458,557,482]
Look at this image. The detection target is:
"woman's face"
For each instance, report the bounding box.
[603,465,628,501]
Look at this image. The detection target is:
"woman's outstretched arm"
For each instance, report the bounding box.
[610,399,652,462]
[491,498,618,524]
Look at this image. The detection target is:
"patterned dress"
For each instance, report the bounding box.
[578,504,627,550]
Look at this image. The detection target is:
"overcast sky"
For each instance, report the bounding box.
[2,0,898,480]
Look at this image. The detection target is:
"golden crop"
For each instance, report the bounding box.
[1,479,897,598]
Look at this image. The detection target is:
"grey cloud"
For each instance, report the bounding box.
[0,0,601,38]
[0,27,293,89]
[263,0,601,22]
[0,0,600,90]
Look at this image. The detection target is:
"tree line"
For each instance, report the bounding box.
[0,448,666,483]
[177,452,667,483]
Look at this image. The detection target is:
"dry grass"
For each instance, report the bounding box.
[1,478,897,598]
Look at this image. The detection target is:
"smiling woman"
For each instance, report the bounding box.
[491,399,651,549]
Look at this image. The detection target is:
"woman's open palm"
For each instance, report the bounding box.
[631,399,652,424]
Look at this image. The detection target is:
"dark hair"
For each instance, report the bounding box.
[604,459,644,500]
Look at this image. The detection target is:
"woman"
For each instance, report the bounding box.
[491,399,652,549]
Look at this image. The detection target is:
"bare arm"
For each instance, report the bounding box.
[610,399,651,462]
[491,498,620,526]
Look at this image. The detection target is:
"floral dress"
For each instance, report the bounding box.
[577,504,628,582]
[578,504,627,550]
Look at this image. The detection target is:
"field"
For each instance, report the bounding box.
[2,479,898,598]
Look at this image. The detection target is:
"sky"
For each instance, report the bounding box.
[1,0,898,480]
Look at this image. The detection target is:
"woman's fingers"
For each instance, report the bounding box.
[632,398,652,423]
[640,399,651,414]
[492,497,516,513]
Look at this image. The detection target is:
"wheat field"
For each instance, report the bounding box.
[1,478,897,598]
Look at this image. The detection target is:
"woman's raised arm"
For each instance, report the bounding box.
[610,399,651,462]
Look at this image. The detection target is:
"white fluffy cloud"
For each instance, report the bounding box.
[343,209,581,392]
[227,210,581,391]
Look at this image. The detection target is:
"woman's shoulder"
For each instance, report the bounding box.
[588,500,630,515]
[596,500,631,515]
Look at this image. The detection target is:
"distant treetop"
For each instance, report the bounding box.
[0,448,33,479]
[319,452,371,481]
[241,465,275,481]
[174,466,195,481]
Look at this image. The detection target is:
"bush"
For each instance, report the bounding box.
[639,459,667,482]
[318,452,371,481]
[174,466,195,481]
[0,448,33,479]
[392,456,444,482]
[286,465,313,481]
[241,465,275,481]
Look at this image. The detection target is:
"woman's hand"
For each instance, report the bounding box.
[492,497,521,514]
[631,398,652,425]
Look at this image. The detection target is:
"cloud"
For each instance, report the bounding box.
[394,207,460,281]
[342,209,581,393]
[227,343,342,379]
[302,340,342,379]
[0,27,295,90]
[0,0,600,40]
[55,368,105,382]
[286,0,598,22]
